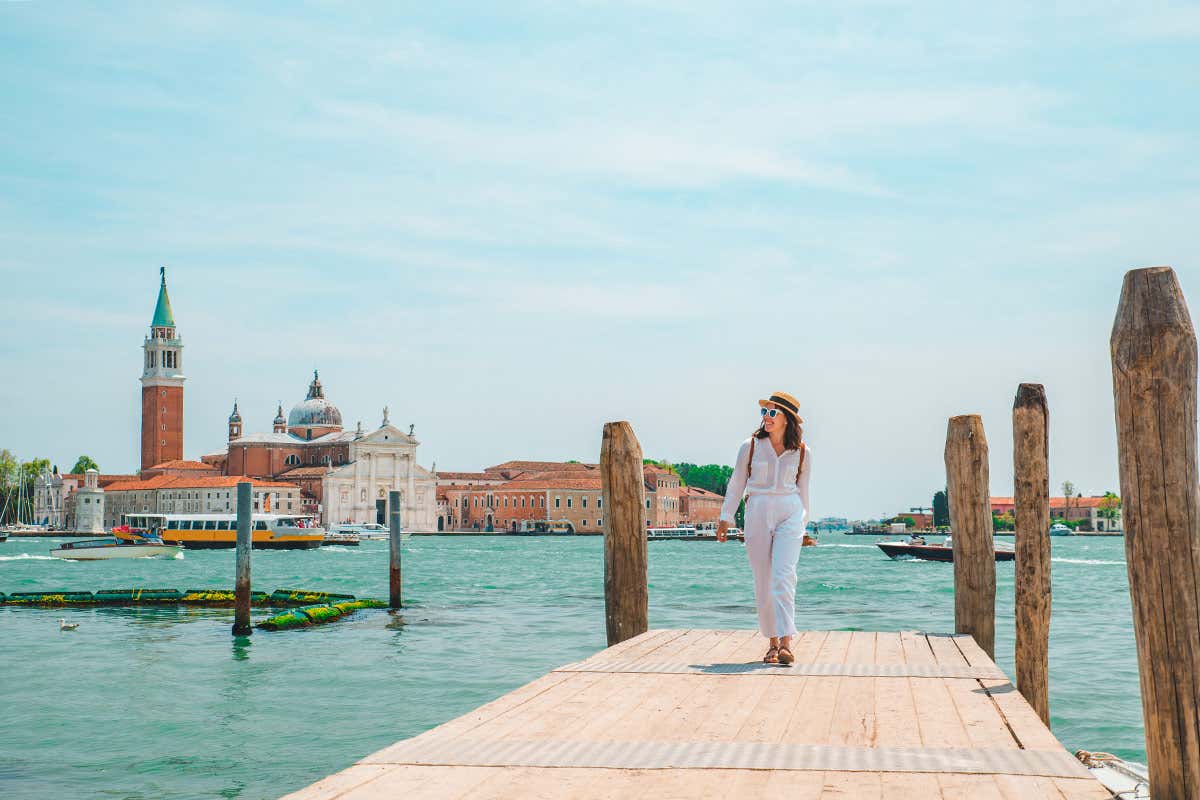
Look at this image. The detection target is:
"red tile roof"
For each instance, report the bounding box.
[104,475,299,492]
[991,496,1111,509]
[277,467,331,478]
[147,460,216,471]
[682,486,722,497]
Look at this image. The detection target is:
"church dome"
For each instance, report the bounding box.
[288,370,343,430]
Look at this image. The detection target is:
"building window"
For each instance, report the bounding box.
[582,497,588,508]
[645,499,651,509]
[555,497,561,508]
[567,497,573,508]
[598,498,602,508]
[598,518,603,526]
[540,497,545,508]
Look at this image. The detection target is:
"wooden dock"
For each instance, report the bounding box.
[283,629,1110,799]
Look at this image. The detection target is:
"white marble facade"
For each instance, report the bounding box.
[321,424,437,530]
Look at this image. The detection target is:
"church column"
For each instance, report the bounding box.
[406,450,416,525]
[369,452,377,512]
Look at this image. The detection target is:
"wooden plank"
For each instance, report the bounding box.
[294,631,1113,800]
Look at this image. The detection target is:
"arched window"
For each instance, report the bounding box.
[285,454,300,467]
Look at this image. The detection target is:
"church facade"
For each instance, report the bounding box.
[202,372,438,530]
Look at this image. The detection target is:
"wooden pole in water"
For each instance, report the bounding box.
[601,421,648,646]
[944,414,995,658]
[389,489,402,609]
[1111,266,1200,799]
[232,480,252,636]
[1012,383,1051,724]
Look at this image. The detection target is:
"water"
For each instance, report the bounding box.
[1,533,1141,799]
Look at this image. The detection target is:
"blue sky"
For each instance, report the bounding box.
[2,2,1198,518]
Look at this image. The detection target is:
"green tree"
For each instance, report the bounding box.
[1097,491,1121,527]
[932,490,949,527]
[991,511,1015,531]
[675,463,735,495]
[70,455,99,474]
[643,459,682,483]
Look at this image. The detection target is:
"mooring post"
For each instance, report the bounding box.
[389,489,402,610]
[233,480,252,636]
[600,421,648,646]
[1013,383,1051,724]
[944,414,996,658]
[1111,266,1200,799]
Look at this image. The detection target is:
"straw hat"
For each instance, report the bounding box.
[758,391,803,424]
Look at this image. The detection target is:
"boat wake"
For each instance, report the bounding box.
[0,553,56,561]
[1052,557,1123,566]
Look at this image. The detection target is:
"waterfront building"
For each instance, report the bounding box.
[435,460,693,533]
[100,475,302,528]
[34,469,138,530]
[74,469,105,533]
[141,460,218,479]
[679,485,723,527]
[989,495,1123,532]
[202,373,438,529]
[140,268,185,471]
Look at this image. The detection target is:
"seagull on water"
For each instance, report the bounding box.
[59,618,79,631]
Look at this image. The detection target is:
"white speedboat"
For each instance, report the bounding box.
[1050,523,1074,536]
[50,536,182,560]
[330,523,394,540]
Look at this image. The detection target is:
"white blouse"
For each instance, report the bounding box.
[719,437,812,525]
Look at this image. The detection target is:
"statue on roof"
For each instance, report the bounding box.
[382,405,389,426]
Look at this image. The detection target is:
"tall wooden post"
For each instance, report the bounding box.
[601,421,648,646]
[1012,383,1051,724]
[1111,266,1200,799]
[389,489,402,610]
[944,414,995,658]
[232,480,252,636]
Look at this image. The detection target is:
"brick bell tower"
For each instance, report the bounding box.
[141,267,185,471]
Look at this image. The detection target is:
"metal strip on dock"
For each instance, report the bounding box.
[555,658,1008,680]
[377,739,1092,779]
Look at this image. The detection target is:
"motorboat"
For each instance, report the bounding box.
[1075,750,1149,799]
[330,523,393,540]
[646,526,745,542]
[877,538,1015,562]
[322,531,361,546]
[1050,523,1074,536]
[802,532,818,547]
[50,534,182,560]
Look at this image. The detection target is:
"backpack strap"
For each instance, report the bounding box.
[796,442,806,486]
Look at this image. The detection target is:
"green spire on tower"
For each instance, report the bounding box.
[152,266,176,328]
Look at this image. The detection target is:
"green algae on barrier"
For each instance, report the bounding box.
[0,587,359,608]
[257,599,387,631]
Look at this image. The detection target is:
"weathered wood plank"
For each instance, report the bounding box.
[293,631,1111,800]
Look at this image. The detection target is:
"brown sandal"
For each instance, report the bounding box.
[763,646,780,664]
[778,646,794,666]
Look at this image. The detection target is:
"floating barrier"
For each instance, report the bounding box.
[257,598,387,631]
[93,588,183,604]
[5,591,96,605]
[1,587,363,609]
[179,589,270,605]
[269,589,357,606]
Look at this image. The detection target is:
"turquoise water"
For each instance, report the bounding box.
[1,533,1140,799]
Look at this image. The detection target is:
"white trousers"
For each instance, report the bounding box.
[743,493,806,639]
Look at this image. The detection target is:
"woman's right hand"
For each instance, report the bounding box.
[716,520,728,543]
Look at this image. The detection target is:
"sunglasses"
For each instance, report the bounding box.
[760,408,783,418]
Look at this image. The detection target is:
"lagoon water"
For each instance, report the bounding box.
[1,533,1140,800]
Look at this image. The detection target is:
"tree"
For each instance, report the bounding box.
[643,459,683,483]
[1061,480,1076,521]
[1098,491,1122,526]
[991,510,1015,531]
[70,455,99,474]
[675,463,735,495]
[932,490,949,527]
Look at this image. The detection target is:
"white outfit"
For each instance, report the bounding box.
[720,438,813,639]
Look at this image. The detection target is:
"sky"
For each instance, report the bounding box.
[2,2,1199,519]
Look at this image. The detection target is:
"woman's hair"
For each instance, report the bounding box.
[753,412,802,451]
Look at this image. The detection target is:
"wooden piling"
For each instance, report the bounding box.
[232,480,252,636]
[1013,383,1051,724]
[389,490,402,610]
[600,421,648,646]
[944,414,996,658]
[1110,265,1200,799]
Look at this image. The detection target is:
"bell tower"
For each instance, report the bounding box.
[140,267,185,471]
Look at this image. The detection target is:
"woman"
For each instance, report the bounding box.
[716,391,812,666]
